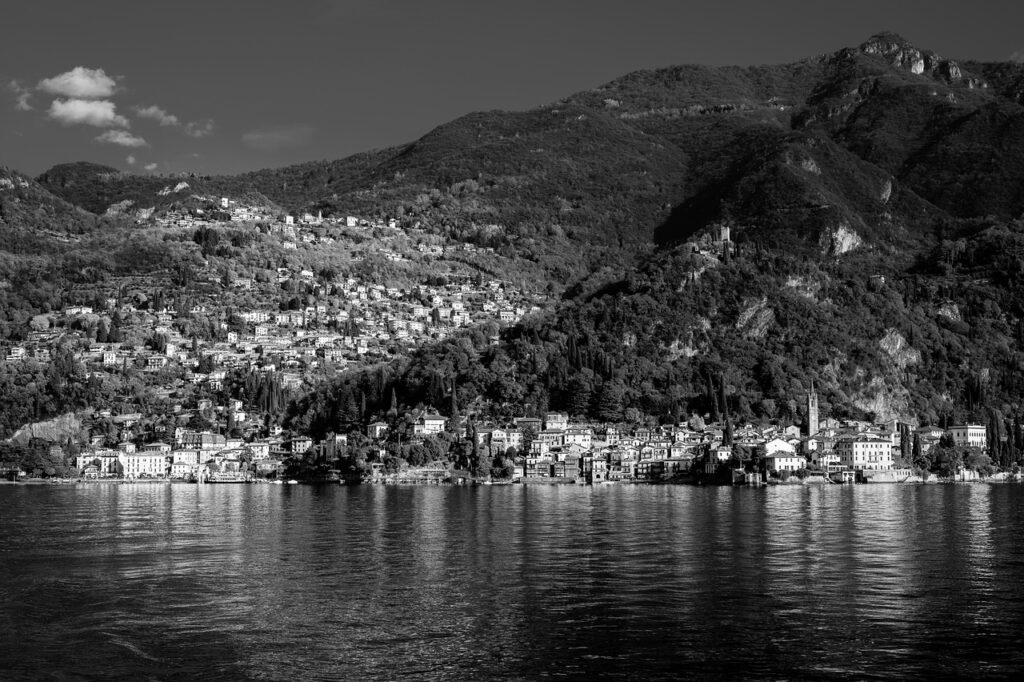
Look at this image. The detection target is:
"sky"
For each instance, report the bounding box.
[2,0,1023,177]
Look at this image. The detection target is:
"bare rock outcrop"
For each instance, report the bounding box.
[7,413,85,446]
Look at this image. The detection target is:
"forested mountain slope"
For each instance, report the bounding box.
[284,33,1024,432]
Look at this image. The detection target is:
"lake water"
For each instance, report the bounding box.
[2,482,1024,680]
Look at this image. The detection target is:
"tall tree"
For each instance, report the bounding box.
[719,374,728,421]
[449,379,460,436]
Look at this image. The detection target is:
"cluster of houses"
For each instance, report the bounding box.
[151,195,400,233]
[3,193,547,399]
[149,193,502,263]
[3,273,542,388]
[232,274,542,355]
[72,427,329,482]
[392,388,988,484]
[10,382,991,484]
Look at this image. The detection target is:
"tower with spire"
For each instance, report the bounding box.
[806,382,819,437]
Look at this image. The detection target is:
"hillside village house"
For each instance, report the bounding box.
[763,437,791,453]
[414,413,447,436]
[565,428,593,449]
[545,413,569,431]
[540,429,566,447]
[491,428,523,451]
[179,431,228,451]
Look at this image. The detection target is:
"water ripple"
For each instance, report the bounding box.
[2,483,1024,680]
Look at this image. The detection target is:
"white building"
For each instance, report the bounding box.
[764,438,796,456]
[565,428,593,450]
[948,424,986,449]
[120,452,167,478]
[249,441,271,460]
[545,413,569,431]
[812,451,841,472]
[170,462,196,479]
[414,413,447,436]
[765,452,805,472]
[835,434,894,471]
[173,450,202,465]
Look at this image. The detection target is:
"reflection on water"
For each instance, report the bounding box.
[2,483,1024,680]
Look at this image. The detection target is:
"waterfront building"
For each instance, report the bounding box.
[765,452,805,472]
[835,434,894,471]
[120,452,168,478]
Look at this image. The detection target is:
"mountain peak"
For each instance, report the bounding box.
[861,31,917,52]
[859,31,934,73]
[857,31,978,85]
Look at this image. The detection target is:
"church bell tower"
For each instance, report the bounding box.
[806,382,819,437]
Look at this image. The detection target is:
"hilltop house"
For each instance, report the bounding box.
[414,413,447,436]
[544,413,569,431]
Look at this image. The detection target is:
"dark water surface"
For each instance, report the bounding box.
[2,483,1024,680]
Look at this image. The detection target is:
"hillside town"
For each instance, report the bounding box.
[3,271,541,377]
[0,199,1011,485]
[3,196,544,382]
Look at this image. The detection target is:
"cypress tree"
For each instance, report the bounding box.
[707,373,720,423]
[719,374,728,420]
[449,379,460,434]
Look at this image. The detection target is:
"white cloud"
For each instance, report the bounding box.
[144,163,158,172]
[135,104,179,126]
[9,81,32,111]
[185,119,215,137]
[38,66,118,99]
[95,130,148,147]
[1011,51,1024,63]
[48,98,129,128]
[242,125,314,151]
[126,155,136,165]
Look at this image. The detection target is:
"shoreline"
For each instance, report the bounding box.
[4,477,1020,488]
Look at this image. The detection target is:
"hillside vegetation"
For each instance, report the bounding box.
[16,31,1024,431]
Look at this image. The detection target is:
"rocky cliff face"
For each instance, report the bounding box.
[7,413,85,446]
[859,32,984,88]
